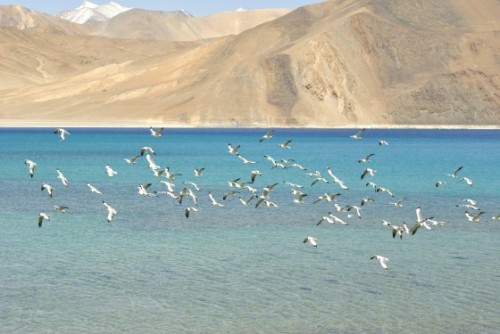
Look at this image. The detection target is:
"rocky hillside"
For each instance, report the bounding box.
[0,0,498,127]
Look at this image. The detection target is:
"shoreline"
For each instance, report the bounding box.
[0,121,499,130]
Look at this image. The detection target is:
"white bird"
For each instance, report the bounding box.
[346,205,362,218]
[87,183,102,195]
[329,214,348,225]
[179,187,197,205]
[140,146,156,156]
[237,155,257,164]
[410,206,433,235]
[327,167,348,190]
[360,197,374,206]
[491,213,500,220]
[303,236,318,248]
[311,177,328,186]
[54,128,70,141]
[350,128,366,140]
[149,126,164,137]
[194,168,205,177]
[358,153,375,163]
[465,211,485,223]
[262,183,279,197]
[313,192,340,204]
[316,216,334,226]
[435,180,446,187]
[185,207,198,218]
[285,181,304,189]
[38,212,50,228]
[285,163,306,170]
[145,154,160,171]
[24,160,37,178]
[292,191,308,204]
[378,140,389,146]
[463,198,477,206]
[279,139,292,149]
[41,183,54,198]
[105,165,117,177]
[227,144,240,155]
[458,177,473,186]
[375,186,394,197]
[160,180,176,193]
[388,198,405,208]
[165,166,182,180]
[54,205,69,213]
[56,168,68,187]
[208,192,224,207]
[124,155,140,164]
[102,201,117,223]
[223,191,240,200]
[360,168,376,180]
[250,170,262,183]
[184,181,200,191]
[447,166,463,178]
[239,195,256,206]
[138,183,153,196]
[370,255,389,271]
[259,130,274,142]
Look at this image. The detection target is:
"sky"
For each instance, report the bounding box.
[0,0,324,16]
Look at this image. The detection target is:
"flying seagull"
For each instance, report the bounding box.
[102,201,117,223]
[124,155,140,164]
[54,205,69,213]
[259,130,274,143]
[150,126,164,137]
[24,159,37,178]
[140,146,156,156]
[105,165,117,177]
[358,153,375,163]
[194,168,206,177]
[87,183,102,195]
[208,191,224,207]
[370,255,389,271]
[447,166,463,178]
[137,183,153,196]
[56,168,68,187]
[227,144,240,155]
[54,128,70,141]
[185,207,198,218]
[38,212,50,228]
[303,236,318,248]
[378,140,389,146]
[279,139,292,149]
[458,177,473,186]
[465,211,485,223]
[350,128,366,140]
[41,183,54,198]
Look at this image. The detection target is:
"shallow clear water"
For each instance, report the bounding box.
[1,128,499,333]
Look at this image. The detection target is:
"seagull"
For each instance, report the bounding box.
[435,180,446,187]
[56,168,68,187]
[311,177,328,186]
[285,181,304,189]
[447,166,463,178]
[327,167,348,190]
[124,155,140,164]
[38,212,50,228]
[185,207,198,218]
[54,128,70,141]
[410,206,433,235]
[102,201,117,223]
[388,198,405,208]
[87,183,102,195]
[223,191,240,200]
[370,255,388,271]
[194,168,206,177]
[237,155,257,164]
[184,181,200,191]
[279,139,292,149]
[105,165,117,177]
[329,214,348,225]
[350,128,366,140]
[313,192,341,204]
[140,146,156,156]
[208,191,224,207]
[375,186,394,197]
[346,205,362,218]
[25,160,37,179]
[360,168,376,180]
[383,222,404,239]
[358,153,375,163]
[303,236,318,248]
[458,177,473,186]
[285,163,307,170]
[491,213,500,221]
[316,216,334,226]
[41,183,54,198]
[160,180,176,193]
[179,187,198,205]
[54,205,69,213]
[262,183,279,197]
[463,198,477,206]
[239,195,256,206]
[149,126,164,137]
[360,197,374,206]
[145,154,160,171]
[165,166,182,180]
[227,144,240,155]
[250,170,262,183]
[465,211,485,223]
[378,140,389,146]
[292,191,308,204]
[259,130,274,142]
[137,183,153,196]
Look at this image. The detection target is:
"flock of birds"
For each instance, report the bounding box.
[23,127,499,272]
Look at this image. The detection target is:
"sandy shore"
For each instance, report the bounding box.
[0,120,499,130]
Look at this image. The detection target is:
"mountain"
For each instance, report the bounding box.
[57,1,132,24]
[0,0,499,127]
[92,8,291,41]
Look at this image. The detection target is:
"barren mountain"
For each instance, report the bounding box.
[90,8,291,41]
[0,0,499,127]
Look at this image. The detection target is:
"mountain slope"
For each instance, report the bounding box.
[0,0,499,126]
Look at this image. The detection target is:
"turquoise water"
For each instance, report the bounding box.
[1,128,499,333]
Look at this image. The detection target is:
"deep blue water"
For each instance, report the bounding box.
[0,128,499,333]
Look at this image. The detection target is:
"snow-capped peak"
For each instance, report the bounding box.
[57,1,132,24]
